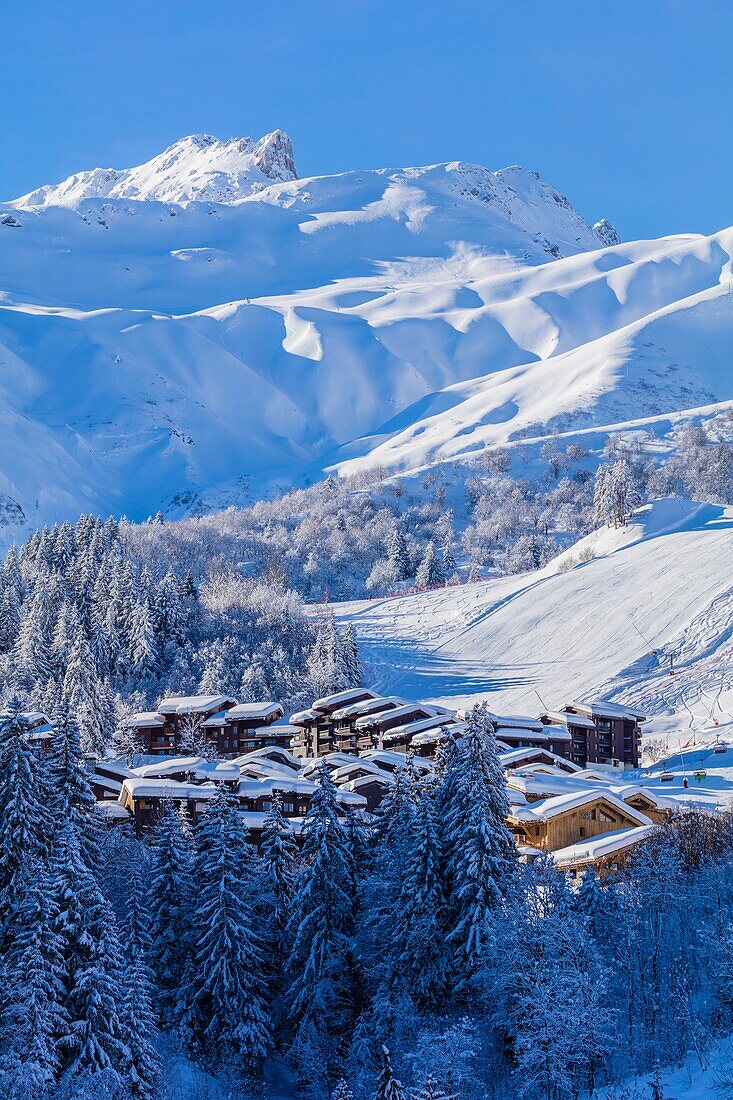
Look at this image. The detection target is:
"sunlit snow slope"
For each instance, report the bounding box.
[338,499,733,743]
[0,129,732,537]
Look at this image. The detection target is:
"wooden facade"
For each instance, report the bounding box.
[509,793,650,853]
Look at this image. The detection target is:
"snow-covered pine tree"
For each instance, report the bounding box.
[47,703,97,830]
[0,858,67,1099]
[441,703,518,992]
[148,799,193,1030]
[62,632,108,755]
[415,542,445,590]
[377,786,448,1010]
[0,701,49,925]
[287,765,358,1089]
[387,522,412,581]
[411,1075,454,1100]
[182,787,272,1077]
[117,864,161,1100]
[261,791,299,938]
[128,596,158,677]
[374,1046,405,1100]
[341,622,363,687]
[50,822,129,1093]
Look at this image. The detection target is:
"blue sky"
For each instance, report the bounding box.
[3,0,732,240]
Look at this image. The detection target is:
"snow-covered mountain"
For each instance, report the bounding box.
[15,130,298,206]
[0,130,730,538]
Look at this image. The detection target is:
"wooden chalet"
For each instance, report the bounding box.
[355,701,451,748]
[553,824,657,880]
[508,789,653,854]
[500,747,582,774]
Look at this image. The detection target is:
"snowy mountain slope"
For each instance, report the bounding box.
[337,499,733,734]
[15,130,298,206]
[0,132,731,536]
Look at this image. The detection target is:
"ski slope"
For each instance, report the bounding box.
[1,130,732,541]
[338,499,733,759]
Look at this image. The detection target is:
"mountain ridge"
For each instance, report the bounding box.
[0,132,729,544]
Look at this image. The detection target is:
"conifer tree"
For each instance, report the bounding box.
[118,865,161,1100]
[341,622,363,687]
[379,787,448,1009]
[261,791,299,938]
[50,822,129,1091]
[287,766,358,1087]
[148,799,193,1029]
[0,859,67,1099]
[442,704,517,991]
[415,542,445,590]
[62,632,107,755]
[0,701,48,919]
[183,788,272,1076]
[375,1046,405,1100]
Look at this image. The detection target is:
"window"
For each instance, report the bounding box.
[600,811,616,824]
[137,799,148,810]
[283,802,295,813]
[579,826,586,838]
[261,801,272,811]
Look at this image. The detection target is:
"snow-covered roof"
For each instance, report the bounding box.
[339,773,395,794]
[359,748,434,773]
[493,714,545,732]
[494,724,571,743]
[500,747,582,772]
[510,788,653,826]
[289,708,320,725]
[119,778,219,802]
[355,702,444,730]
[312,688,379,713]
[564,700,647,723]
[553,825,658,869]
[97,801,132,820]
[331,696,403,721]
[380,713,461,744]
[239,811,305,835]
[542,709,594,729]
[132,756,204,778]
[158,695,236,715]
[231,746,303,771]
[193,760,241,782]
[301,752,363,778]
[120,711,165,729]
[238,776,319,798]
[219,701,284,722]
[330,759,381,780]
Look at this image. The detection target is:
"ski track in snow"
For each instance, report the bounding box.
[337,499,733,801]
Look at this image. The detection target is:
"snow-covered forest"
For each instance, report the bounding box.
[2,702,733,1100]
[0,512,363,751]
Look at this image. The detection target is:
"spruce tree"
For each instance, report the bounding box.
[374,1046,405,1100]
[148,799,193,1030]
[0,859,67,1099]
[0,701,48,924]
[442,704,518,991]
[50,822,129,1091]
[287,766,358,1088]
[183,788,272,1076]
